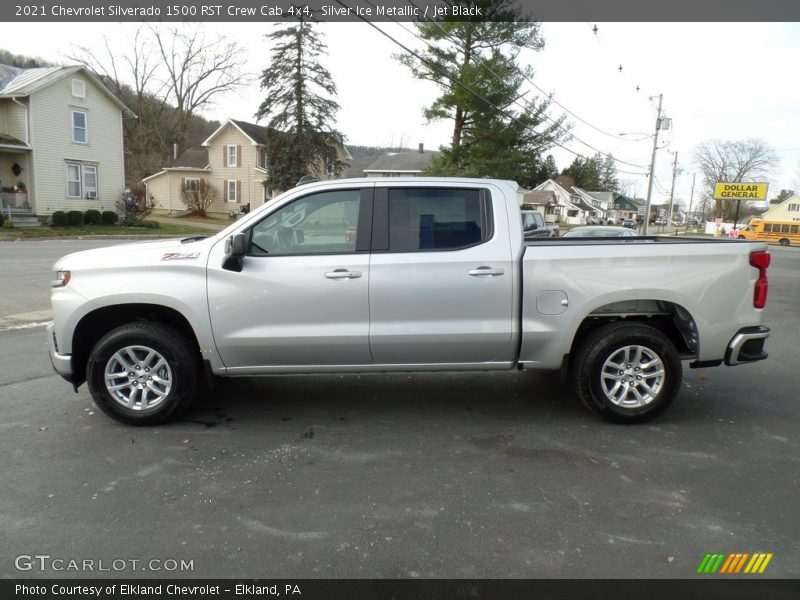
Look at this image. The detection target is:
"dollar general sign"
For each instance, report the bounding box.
[713,182,768,200]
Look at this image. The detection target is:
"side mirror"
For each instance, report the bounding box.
[222,233,247,272]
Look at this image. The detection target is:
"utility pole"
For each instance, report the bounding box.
[667,150,679,229]
[643,93,663,236]
[686,173,696,230]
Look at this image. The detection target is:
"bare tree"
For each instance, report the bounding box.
[694,138,779,220]
[181,179,217,216]
[70,28,171,184]
[70,25,251,183]
[151,25,251,153]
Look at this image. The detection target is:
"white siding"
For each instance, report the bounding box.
[28,73,126,215]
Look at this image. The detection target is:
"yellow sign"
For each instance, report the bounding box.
[713,182,768,200]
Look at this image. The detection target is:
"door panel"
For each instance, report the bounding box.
[207,187,372,369]
[368,186,515,365]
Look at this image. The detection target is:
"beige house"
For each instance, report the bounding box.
[761,195,800,222]
[144,119,350,218]
[0,63,133,224]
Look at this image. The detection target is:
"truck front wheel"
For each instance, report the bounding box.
[572,322,682,423]
[86,322,200,425]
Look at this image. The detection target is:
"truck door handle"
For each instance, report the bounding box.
[324,269,362,280]
[468,266,505,277]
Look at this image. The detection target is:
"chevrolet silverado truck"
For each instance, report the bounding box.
[47,178,771,425]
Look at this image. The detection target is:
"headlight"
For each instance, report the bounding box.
[51,270,71,288]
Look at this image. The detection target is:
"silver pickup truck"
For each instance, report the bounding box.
[47,178,771,425]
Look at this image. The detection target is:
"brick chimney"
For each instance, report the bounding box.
[418,143,424,153]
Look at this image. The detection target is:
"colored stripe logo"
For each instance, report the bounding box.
[697,553,773,574]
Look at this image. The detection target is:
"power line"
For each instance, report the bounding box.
[373,2,649,173]
[405,0,648,147]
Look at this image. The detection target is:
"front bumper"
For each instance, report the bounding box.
[724,326,770,366]
[46,322,75,383]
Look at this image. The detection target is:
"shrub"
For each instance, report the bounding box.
[101,211,119,225]
[66,210,84,226]
[51,211,68,226]
[84,209,102,225]
[2,220,14,229]
[0,211,4,226]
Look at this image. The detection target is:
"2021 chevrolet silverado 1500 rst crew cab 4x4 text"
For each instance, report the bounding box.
[47,178,771,425]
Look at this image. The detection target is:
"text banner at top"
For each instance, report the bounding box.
[713,182,769,201]
[6,0,800,22]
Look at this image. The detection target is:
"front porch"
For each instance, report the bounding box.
[1,200,40,227]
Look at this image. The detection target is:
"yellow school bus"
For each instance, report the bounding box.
[738,218,800,246]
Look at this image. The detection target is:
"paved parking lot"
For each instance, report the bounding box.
[0,240,798,579]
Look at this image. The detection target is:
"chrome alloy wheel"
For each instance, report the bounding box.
[600,345,665,408]
[104,345,173,412]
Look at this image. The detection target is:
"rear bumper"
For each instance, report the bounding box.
[724,326,770,366]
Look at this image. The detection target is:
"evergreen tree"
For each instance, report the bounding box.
[600,153,620,192]
[256,20,345,191]
[397,0,569,187]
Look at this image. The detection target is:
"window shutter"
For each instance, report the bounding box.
[223,146,227,166]
[182,177,186,188]
[237,145,241,167]
[236,180,241,202]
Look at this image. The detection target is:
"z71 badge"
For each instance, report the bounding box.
[161,252,200,261]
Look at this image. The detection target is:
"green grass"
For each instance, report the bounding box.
[173,215,234,226]
[0,223,213,238]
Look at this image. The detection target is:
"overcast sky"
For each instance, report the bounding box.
[3,21,799,206]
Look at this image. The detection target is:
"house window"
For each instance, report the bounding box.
[226,180,239,203]
[185,177,201,192]
[71,79,86,98]
[226,145,238,167]
[71,109,88,144]
[258,148,268,169]
[788,203,799,212]
[66,164,81,197]
[65,162,99,198]
[83,165,98,198]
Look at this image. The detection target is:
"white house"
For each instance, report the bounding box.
[0,63,134,223]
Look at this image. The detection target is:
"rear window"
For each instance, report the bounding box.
[387,188,492,251]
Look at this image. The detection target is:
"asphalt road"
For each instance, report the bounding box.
[0,241,798,580]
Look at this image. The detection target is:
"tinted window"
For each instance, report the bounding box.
[387,188,490,251]
[249,189,360,256]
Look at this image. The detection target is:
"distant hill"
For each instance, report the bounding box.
[0,49,56,68]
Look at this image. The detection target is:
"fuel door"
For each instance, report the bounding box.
[536,290,569,315]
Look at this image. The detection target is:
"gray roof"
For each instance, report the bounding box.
[586,191,615,204]
[0,63,135,117]
[521,190,557,206]
[364,149,438,173]
[231,119,270,144]
[0,132,29,148]
[170,148,209,169]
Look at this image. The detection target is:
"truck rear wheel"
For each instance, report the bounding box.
[86,322,200,425]
[572,322,682,423]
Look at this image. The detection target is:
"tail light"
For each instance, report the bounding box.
[749,251,770,308]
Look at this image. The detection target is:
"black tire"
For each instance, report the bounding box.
[86,322,200,425]
[571,322,682,424]
[778,238,790,246]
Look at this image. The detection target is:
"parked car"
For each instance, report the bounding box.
[562,226,637,238]
[621,219,637,230]
[521,209,559,239]
[48,177,771,425]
